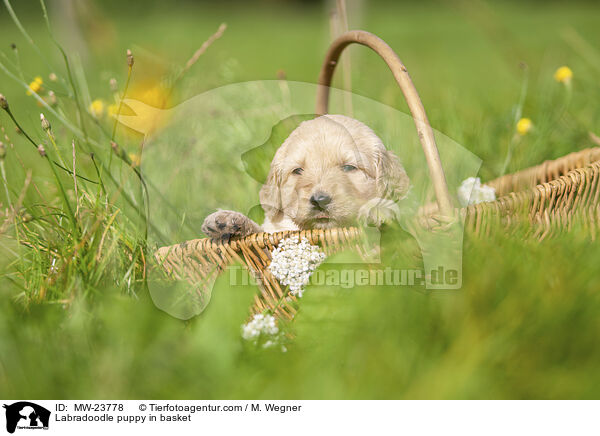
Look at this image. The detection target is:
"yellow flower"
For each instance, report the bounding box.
[107,103,120,118]
[89,99,105,118]
[128,153,141,167]
[554,66,573,84]
[26,76,43,95]
[516,118,533,136]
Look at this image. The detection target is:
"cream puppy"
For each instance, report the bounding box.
[202,114,409,240]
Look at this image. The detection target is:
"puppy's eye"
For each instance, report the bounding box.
[342,164,357,172]
[292,168,303,175]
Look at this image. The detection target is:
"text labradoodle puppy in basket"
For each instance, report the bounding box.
[202,114,410,240]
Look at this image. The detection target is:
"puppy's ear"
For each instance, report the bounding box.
[376,149,410,202]
[259,166,283,221]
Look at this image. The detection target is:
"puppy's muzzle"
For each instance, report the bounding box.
[310,192,332,210]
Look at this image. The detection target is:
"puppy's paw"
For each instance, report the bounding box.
[358,198,401,227]
[201,210,261,241]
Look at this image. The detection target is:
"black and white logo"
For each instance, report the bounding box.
[3,402,50,434]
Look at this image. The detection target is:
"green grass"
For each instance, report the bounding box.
[1,0,600,399]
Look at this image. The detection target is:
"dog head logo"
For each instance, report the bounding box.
[3,402,50,434]
[126,80,480,320]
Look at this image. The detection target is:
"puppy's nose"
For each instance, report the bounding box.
[310,192,332,210]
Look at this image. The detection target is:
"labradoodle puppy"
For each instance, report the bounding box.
[202,114,410,240]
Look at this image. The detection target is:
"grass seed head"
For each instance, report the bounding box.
[126,49,134,67]
[47,91,57,106]
[37,144,46,157]
[0,94,8,110]
[0,141,6,160]
[40,113,51,131]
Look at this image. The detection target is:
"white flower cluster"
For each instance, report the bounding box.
[241,313,279,341]
[457,177,496,207]
[268,237,326,297]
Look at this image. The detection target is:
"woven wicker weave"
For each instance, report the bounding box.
[416,146,600,238]
[465,152,600,240]
[154,30,600,319]
[487,147,600,197]
[155,227,366,320]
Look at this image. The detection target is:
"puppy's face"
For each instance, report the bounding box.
[276,132,377,229]
[260,115,409,229]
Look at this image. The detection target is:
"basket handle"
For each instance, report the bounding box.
[316,30,453,216]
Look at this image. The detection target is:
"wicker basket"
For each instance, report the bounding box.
[154,31,600,319]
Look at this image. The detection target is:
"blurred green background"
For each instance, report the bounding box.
[1,0,599,399]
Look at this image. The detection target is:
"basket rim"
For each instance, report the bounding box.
[156,157,600,255]
[155,226,364,258]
